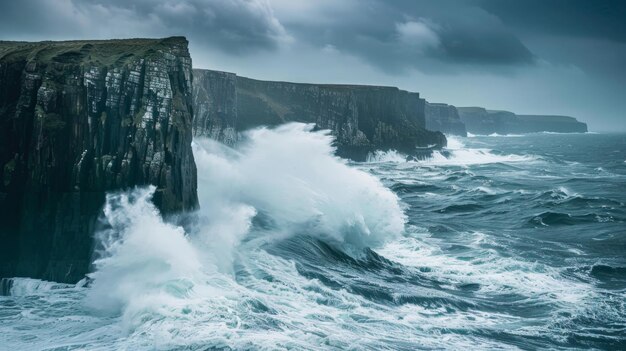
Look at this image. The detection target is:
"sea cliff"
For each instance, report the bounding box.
[193,69,446,160]
[0,37,197,283]
[457,107,588,135]
[425,102,467,136]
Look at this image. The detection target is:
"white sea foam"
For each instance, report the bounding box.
[1,277,73,296]
[467,132,524,137]
[365,135,537,166]
[366,149,408,163]
[84,123,407,336]
[377,234,591,303]
[193,123,406,247]
[488,133,525,137]
[475,186,498,195]
[425,149,536,166]
[445,134,465,150]
[1,123,618,350]
[422,136,537,166]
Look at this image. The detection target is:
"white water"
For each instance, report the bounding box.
[366,149,408,163]
[193,123,405,247]
[366,135,537,166]
[2,129,621,350]
[83,123,407,342]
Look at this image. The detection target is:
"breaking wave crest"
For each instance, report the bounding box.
[366,135,537,165]
[2,128,623,350]
[86,123,406,334]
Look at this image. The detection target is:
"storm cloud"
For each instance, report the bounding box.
[481,0,626,43]
[0,0,624,130]
[269,0,535,73]
[0,0,537,71]
[0,0,290,53]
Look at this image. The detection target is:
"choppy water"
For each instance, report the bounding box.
[1,126,625,350]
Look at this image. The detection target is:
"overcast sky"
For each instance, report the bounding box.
[1,0,624,131]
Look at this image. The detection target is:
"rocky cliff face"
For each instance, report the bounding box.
[192,69,237,145]
[458,107,587,134]
[456,107,516,135]
[425,102,467,136]
[0,37,198,283]
[515,115,588,133]
[192,69,445,160]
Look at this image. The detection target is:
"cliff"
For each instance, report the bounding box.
[0,37,198,283]
[515,115,588,133]
[193,69,446,160]
[457,107,587,134]
[424,102,467,136]
[192,69,237,145]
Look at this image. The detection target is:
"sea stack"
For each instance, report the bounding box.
[0,37,198,283]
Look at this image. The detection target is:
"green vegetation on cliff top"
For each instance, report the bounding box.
[0,36,188,67]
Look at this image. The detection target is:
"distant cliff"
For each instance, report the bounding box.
[0,37,198,283]
[457,107,587,134]
[425,102,467,136]
[192,69,237,145]
[515,115,588,133]
[193,69,446,160]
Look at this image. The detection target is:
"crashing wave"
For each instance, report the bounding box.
[85,122,407,331]
[365,135,537,165]
[0,277,73,296]
[467,132,524,137]
[366,149,409,163]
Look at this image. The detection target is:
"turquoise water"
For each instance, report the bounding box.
[1,128,624,350]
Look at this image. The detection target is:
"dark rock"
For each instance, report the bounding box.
[515,115,588,133]
[457,107,587,135]
[0,37,198,283]
[0,277,12,296]
[192,69,237,145]
[193,69,446,161]
[425,102,467,136]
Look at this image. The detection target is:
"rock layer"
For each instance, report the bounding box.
[192,69,237,145]
[193,69,446,160]
[0,37,197,283]
[457,107,587,135]
[425,102,467,136]
[515,115,589,133]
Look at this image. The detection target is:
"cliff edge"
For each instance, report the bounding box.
[425,102,467,136]
[0,37,198,283]
[193,69,446,160]
[458,107,587,134]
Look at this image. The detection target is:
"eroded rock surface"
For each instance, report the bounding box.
[0,37,197,283]
[458,107,588,135]
[193,69,446,160]
[425,102,467,136]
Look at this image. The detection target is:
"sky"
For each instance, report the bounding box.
[0,0,624,131]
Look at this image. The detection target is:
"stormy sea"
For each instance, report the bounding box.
[1,125,624,350]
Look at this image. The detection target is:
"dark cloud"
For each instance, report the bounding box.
[0,0,289,54]
[0,0,623,130]
[275,0,535,73]
[475,0,626,85]
[480,0,626,43]
[0,0,622,78]
[0,0,535,72]
[386,0,535,65]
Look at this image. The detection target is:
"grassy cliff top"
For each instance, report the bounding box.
[0,36,188,66]
[193,68,411,93]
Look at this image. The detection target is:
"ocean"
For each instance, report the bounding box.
[1,125,625,350]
